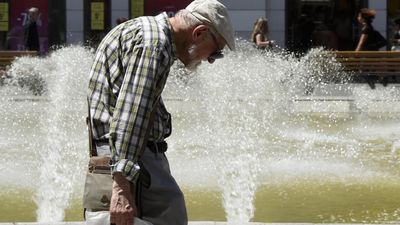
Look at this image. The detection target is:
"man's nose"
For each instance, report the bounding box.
[207,57,215,64]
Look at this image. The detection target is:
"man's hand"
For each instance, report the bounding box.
[110,172,137,225]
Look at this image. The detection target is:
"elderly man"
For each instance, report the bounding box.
[86,0,235,225]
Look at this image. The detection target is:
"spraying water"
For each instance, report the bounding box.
[2,46,93,222]
[1,41,400,223]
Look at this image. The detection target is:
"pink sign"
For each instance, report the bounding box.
[8,0,48,52]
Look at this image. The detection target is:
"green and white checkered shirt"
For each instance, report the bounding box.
[87,13,176,182]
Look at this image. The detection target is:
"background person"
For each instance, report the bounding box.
[86,0,235,225]
[355,8,378,51]
[251,17,275,49]
[24,7,40,51]
[391,18,400,51]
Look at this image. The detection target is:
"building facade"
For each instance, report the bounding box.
[0,0,399,53]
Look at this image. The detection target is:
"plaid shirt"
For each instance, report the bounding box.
[87,13,176,182]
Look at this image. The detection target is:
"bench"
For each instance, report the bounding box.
[335,51,400,88]
[0,51,38,69]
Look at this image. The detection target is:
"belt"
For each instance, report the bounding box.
[94,140,167,153]
[147,141,168,153]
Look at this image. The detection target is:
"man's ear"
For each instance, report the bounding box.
[192,25,208,42]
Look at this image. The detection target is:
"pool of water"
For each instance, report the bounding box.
[1,44,400,223]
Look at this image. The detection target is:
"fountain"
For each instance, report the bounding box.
[0,41,399,224]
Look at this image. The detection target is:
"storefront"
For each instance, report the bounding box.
[286,0,369,53]
[0,0,65,53]
[286,0,400,53]
[142,0,191,17]
[388,0,400,49]
[83,0,111,47]
[82,0,191,47]
[0,0,398,53]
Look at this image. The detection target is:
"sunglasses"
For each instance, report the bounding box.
[208,29,224,60]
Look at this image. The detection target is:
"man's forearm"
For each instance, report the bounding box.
[110,172,137,225]
[113,172,133,194]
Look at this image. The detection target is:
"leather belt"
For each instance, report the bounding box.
[94,140,167,153]
[147,141,168,153]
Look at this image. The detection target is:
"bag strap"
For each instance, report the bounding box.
[86,99,97,157]
[87,97,160,159]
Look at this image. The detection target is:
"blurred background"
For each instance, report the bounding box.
[0,0,399,53]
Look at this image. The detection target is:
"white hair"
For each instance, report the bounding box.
[29,7,39,13]
[175,9,202,29]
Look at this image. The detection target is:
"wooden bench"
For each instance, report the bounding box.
[0,51,38,69]
[335,51,400,88]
